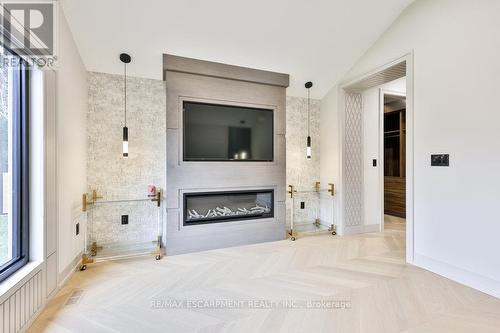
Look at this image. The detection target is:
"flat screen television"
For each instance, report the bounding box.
[183,101,273,162]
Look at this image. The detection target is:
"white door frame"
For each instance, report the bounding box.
[339,52,414,263]
[378,89,407,233]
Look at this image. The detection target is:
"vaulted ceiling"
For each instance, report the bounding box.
[61,0,414,98]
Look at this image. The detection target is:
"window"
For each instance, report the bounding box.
[0,44,29,282]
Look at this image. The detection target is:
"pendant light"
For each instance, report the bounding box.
[120,53,131,158]
[305,81,313,159]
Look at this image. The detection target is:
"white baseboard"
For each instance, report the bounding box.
[414,253,500,299]
[58,251,83,288]
[342,224,380,235]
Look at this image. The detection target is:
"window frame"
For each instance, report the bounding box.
[0,46,30,283]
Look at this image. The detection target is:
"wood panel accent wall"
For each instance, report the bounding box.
[164,54,289,255]
[384,177,406,217]
[383,101,406,218]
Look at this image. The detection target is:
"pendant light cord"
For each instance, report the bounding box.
[124,62,127,127]
[307,87,310,137]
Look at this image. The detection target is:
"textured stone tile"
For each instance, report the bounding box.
[87,72,166,247]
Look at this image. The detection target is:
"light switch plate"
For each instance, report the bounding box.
[431,154,449,166]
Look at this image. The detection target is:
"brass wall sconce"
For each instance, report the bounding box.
[288,185,297,198]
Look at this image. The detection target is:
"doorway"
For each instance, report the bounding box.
[340,54,414,262]
[381,92,406,231]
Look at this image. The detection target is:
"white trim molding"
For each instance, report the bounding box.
[414,253,500,299]
[338,52,415,263]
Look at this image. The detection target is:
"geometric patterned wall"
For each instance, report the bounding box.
[343,92,364,227]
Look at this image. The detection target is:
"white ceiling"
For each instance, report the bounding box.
[60,0,414,98]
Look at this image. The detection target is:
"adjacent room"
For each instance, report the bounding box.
[1,0,500,332]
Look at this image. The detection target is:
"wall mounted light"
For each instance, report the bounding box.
[120,53,131,158]
[305,81,313,159]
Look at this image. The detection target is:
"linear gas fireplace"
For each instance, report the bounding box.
[184,190,274,225]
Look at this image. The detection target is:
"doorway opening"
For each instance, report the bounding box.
[382,92,406,232]
[340,53,414,262]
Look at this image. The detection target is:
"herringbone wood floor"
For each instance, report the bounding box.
[29,219,500,332]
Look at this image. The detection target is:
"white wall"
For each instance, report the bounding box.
[362,78,405,229]
[322,0,500,297]
[56,8,87,278]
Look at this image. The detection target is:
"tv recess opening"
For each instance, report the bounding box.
[183,101,274,162]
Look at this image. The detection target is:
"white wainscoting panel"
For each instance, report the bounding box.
[1,269,43,332]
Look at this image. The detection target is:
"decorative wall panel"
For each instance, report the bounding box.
[0,269,43,332]
[343,92,363,227]
[164,55,288,254]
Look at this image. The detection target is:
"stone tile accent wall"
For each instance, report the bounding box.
[87,72,166,246]
[286,96,321,228]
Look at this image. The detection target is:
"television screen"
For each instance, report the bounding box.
[183,101,273,161]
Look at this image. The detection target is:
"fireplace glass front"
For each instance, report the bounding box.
[184,190,274,225]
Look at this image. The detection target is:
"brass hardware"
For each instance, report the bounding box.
[151,235,163,260]
[82,193,88,212]
[288,229,297,241]
[329,224,337,236]
[314,219,320,227]
[287,185,297,198]
[151,190,161,207]
[80,253,94,271]
[82,190,102,212]
[315,181,320,192]
[90,241,102,257]
[328,183,335,196]
[91,189,102,202]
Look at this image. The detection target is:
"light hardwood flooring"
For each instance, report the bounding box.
[29,225,500,332]
[384,214,406,232]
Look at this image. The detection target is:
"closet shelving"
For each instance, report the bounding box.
[384,99,406,218]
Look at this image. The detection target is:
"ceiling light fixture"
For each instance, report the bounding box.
[305,81,313,159]
[120,53,131,158]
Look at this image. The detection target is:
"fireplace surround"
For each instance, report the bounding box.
[184,190,274,225]
[164,54,288,254]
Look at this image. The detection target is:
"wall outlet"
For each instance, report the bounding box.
[300,202,305,209]
[75,222,79,236]
[121,215,129,225]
